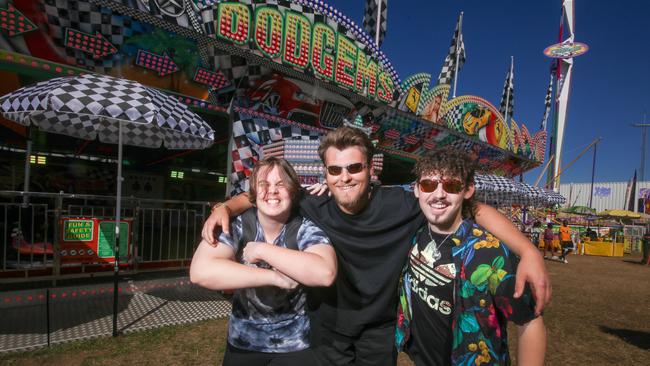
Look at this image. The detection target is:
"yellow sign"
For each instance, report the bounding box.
[63,219,94,241]
[405,87,421,113]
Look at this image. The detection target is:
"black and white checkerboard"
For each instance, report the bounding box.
[0,74,214,150]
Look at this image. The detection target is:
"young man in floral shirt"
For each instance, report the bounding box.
[397,147,546,366]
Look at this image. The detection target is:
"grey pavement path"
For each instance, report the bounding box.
[0,275,231,353]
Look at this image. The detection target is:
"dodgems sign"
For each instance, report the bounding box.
[209,2,396,103]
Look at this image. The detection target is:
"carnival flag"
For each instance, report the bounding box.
[436,13,466,89]
[499,57,515,126]
[224,93,239,198]
[363,0,388,47]
[540,72,554,131]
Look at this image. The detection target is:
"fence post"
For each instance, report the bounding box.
[46,288,51,347]
[133,198,140,273]
[51,192,63,286]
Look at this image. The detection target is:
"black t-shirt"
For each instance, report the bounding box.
[406,229,455,366]
[299,184,425,335]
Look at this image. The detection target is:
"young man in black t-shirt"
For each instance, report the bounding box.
[202,127,551,366]
[397,148,546,365]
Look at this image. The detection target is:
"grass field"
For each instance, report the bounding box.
[1,254,648,365]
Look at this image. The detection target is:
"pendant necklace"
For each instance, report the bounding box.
[423,227,453,263]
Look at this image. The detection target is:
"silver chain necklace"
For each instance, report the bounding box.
[423,227,453,263]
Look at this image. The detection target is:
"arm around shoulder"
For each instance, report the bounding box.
[516,316,546,366]
[202,193,253,243]
[474,202,551,313]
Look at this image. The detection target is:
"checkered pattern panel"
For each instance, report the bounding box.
[0,77,71,116]
[30,111,100,141]
[97,117,164,148]
[203,48,267,92]
[542,189,566,205]
[0,74,214,150]
[229,110,321,196]
[148,88,214,149]
[474,174,515,205]
[43,0,146,74]
[516,182,544,206]
[442,103,465,132]
[363,0,387,46]
[48,74,156,122]
[145,0,203,33]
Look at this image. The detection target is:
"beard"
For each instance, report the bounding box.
[333,185,371,214]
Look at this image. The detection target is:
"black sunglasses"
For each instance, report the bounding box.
[418,179,464,194]
[326,162,367,176]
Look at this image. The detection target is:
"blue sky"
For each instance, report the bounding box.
[326,0,650,184]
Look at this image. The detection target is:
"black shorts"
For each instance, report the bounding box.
[561,240,573,249]
[223,344,317,366]
[311,321,397,366]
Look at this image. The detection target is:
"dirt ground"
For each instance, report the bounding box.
[1,254,648,365]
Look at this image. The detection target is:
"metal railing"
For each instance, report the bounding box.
[0,191,212,282]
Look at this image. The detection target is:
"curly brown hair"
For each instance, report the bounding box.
[317,126,374,166]
[248,157,301,210]
[413,146,477,217]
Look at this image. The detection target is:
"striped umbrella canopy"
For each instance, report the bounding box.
[0,73,214,149]
[474,174,519,206]
[541,188,566,206]
[515,181,545,206]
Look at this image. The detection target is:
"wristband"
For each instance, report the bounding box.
[211,202,231,214]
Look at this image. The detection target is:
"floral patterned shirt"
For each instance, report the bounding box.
[397,220,538,366]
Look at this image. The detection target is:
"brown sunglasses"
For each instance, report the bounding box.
[326,162,367,176]
[418,179,464,194]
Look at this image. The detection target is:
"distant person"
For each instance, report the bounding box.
[642,226,650,265]
[531,221,542,248]
[190,157,336,365]
[396,147,546,366]
[543,223,555,259]
[585,227,598,241]
[559,221,573,263]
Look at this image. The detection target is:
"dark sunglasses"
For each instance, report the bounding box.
[418,179,464,194]
[326,162,367,176]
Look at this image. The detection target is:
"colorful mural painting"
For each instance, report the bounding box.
[0,0,547,188]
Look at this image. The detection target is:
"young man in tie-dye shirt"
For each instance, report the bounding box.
[191,157,336,365]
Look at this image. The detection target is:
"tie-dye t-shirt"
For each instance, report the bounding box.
[218,215,330,353]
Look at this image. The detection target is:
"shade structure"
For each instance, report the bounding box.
[0,73,214,337]
[474,174,519,206]
[515,181,545,206]
[562,205,597,216]
[542,189,567,206]
[473,174,566,207]
[597,209,641,219]
[0,73,214,149]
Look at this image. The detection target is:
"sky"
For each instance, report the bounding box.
[326,0,650,185]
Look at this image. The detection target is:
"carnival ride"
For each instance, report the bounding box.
[0,0,564,207]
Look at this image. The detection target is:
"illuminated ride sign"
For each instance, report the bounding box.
[543,41,589,59]
[213,2,395,104]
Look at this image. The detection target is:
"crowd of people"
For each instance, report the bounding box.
[190,126,550,366]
